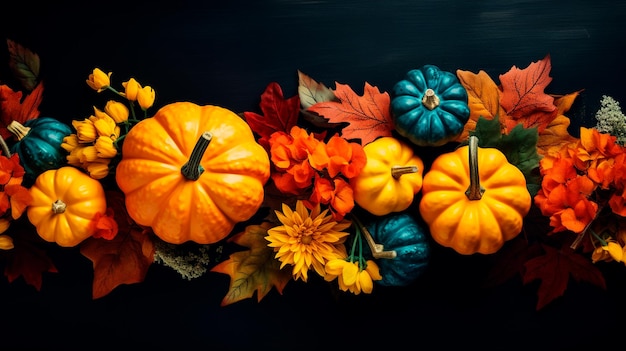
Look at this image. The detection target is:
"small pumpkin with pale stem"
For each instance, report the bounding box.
[8,117,73,186]
[391,65,470,147]
[419,136,531,255]
[350,136,423,216]
[115,102,270,245]
[27,166,107,247]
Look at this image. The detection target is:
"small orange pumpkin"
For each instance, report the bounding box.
[27,166,107,247]
[419,136,531,254]
[115,102,270,244]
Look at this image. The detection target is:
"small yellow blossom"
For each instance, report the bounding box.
[0,234,14,250]
[86,159,111,179]
[61,134,79,153]
[137,85,156,110]
[266,200,350,282]
[91,114,120,139]
[122,78,141,101]
[603,241,625,262]
[0,218,10,234]
[104,100,129,123]
[72,119,97,143]
[324,258,382,294]
[86,68,111,92]
[95,136,118,158]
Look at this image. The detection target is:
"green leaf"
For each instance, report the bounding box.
[7,39,40,91]
[471,115,542,197]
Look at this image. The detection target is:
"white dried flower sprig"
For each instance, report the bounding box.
[153,239,223,280]
[595,95,626,145]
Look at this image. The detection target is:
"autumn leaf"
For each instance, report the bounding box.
[455,69,505,142]
[499,54,557,133]
[307,82,394,145]
[80,191,155,299]
[211,222,292,306]
[7,39,40,91]
[243,82,300,150]
[297,70,336,108]
[4,237,57,290]
[0,83,43,140]
[523,243,606,310]
[536,91,582,156]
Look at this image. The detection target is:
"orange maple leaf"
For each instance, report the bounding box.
[79,191,155,299]
[455,69,507,142]
[211,222,292,306]
[499,54,557,133]
[307,82,394,145]
[523,243,606,310]
[536,91,582,156]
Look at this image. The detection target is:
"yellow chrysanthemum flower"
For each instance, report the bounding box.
[266,200,350,282]
[324,258,382,294]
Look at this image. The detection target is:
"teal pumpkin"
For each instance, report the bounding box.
[391,65,470,147]
[364,212,430,286]
[8,118,72,186]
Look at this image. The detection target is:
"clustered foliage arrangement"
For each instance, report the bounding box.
[2,38,626,310]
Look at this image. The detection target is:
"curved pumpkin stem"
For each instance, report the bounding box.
[352,216,397,259]
[465,135,485,200]
[181,131,213,181]
[421,88,440,110]
[391,165,418,179]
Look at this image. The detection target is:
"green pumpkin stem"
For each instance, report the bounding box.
[421,88,440,110]
[391,165,418,179]
[465,135,485,200]
[352,216,397,259]
[51,199,66,214]
[7,120,31,141]
[181,131,213,181]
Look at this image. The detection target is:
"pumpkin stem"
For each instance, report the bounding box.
[51,199,66,214]
[391,165,418,179]
[181,131,213,181]
[421,88,440,110]
[7,120,31,141]
[0,134,10,158]
[353,216,397,259]
[465,135,485,200]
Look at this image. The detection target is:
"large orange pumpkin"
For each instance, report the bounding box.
[115,102,270,244]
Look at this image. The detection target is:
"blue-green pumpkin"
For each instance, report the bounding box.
[364,212,430,286]
[8,118,72,186]
[391,65,470,147]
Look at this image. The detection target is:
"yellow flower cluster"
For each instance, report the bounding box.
[65,68,156,179]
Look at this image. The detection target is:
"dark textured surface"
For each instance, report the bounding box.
[1,1,626,349]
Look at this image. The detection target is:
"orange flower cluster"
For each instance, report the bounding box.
[535,127,626,234]
[269,126,366,220]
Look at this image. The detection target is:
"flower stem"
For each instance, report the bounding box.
[0,134,11,157]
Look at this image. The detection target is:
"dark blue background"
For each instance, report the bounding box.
[1,1,626,350]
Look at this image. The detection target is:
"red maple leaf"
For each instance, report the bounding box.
[0,82,43,140]
[4,238,57,290]
[498,55,557,133]
[79,191,155,299]
[242,82,300,150]
[307,82,394,145]
[523,243,606,310]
